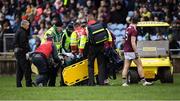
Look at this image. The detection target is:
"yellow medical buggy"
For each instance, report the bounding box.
[127,21,173,83]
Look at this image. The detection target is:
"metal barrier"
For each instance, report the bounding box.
[3,33,15,52]
[0,52,16,75]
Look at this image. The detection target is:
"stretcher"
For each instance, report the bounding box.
[31,63,39,75]
[62,59,98,86]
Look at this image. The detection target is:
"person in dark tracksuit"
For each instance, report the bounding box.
[86,14,112,86]
[31,34,61,86]
[14,20,32,87]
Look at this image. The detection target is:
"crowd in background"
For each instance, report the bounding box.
[0,0,180,51]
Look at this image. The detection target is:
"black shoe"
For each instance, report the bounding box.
[88,83,95,86]
[32,81,37,87]
[60,83,67,87]
[26,84,32,87]
[17,86,22,88]
[16,84,22,88]
[103,83,110,86]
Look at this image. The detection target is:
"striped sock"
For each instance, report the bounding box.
[122,78,127,84]
[140,77,146,83]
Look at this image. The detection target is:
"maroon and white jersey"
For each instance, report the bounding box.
[123,24,138,52]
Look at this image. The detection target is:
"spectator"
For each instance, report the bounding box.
[173,20,180,40]
[29,35,41,52]
[85,0,95,13]
[109,1,128,24]
[153,16,159,21]
[12,16,21,32]
[97,1,110,24]
[141,7,152,20]
[38,20,47,39]
[0,0,180,44]
[0,19,14,52]
[156,33,166,41]
[133,9,141,19]
[168,34,180,55]
[43,3,52,16]
[67,0,77,11]
[45,21,52,29]
[164,16,171,24]
[1,19,13,33]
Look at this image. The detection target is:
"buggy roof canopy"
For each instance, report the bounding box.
[137,21,170,27]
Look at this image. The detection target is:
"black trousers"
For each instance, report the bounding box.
[31,53,49,86]
[48,64,60,87]
[15,53,32,87]
[59,65,66,86]
[88,43,106,86]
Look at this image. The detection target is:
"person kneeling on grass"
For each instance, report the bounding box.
[31,34,61,86]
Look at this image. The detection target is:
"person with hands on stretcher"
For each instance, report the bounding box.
[70,21,87,59]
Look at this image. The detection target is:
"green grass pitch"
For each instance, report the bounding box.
[0,74,180,100]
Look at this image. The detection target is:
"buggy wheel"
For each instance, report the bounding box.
[127,69,139,84]
[159,68,173,83]
[146,79,154,82]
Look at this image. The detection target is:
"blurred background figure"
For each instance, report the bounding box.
[168,34,180,55]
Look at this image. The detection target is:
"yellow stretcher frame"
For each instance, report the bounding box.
[31,59,99,86]
[63,59,98,86]
[31,63,39,75]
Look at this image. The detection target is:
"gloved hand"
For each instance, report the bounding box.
[26,53,29,60]
[76,53,83,59]
[79,53,83,58]
[135,52,139,59]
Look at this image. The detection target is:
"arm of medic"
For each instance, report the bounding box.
[70,31,78,54]
[61,33,67,52]
[79,35,87,54]
[104,28,113,48]
[42,26,54,43]
[52,43,61,64]
[43,25,62,50]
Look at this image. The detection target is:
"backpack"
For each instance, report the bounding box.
[88,22,109,44]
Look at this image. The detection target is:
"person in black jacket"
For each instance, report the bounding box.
[86,14,112,86]
[168,34,180,55]
[14,20,32,87]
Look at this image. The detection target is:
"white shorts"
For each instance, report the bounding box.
[124,52,136,60]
